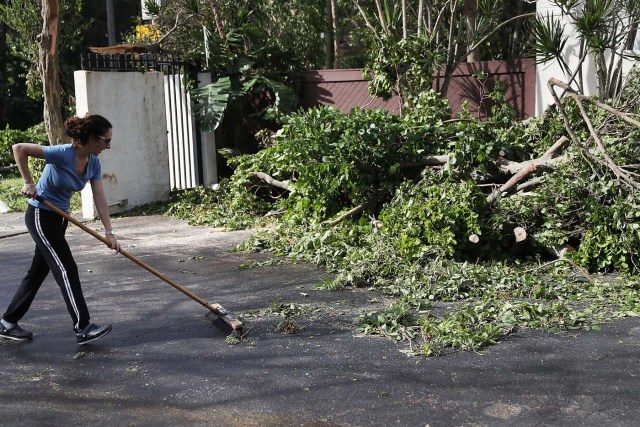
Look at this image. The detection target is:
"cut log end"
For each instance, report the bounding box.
[514,227,527,243]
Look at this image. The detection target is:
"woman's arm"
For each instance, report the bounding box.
[90,179,121,253]
[12,143,45,198]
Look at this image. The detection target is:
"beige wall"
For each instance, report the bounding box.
[74,70,170,218]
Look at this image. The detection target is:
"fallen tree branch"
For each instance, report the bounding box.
[516,177,543,193]
[547,78,640,191]
[542,136,570,159]
[401,139,567,175]
[549,78,640,128]
[264,209,286,217]
[0,165,17,173]
[495,157,561,175]
[323,204,365,226]
[525,257,595,284]
[250,172,290,191]
[442,118,478,124]
[488,163,546,204]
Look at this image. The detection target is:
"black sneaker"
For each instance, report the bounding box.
[0,323,33,341]
[76,323,112,345]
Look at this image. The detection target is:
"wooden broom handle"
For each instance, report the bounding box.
[35,196,212,310]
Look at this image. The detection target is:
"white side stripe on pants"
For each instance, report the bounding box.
[35,208,81,330]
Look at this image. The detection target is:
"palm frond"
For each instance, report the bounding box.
[531,13,570,72]
[574,0,616,52]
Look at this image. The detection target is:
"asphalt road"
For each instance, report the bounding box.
[1,212,639,426]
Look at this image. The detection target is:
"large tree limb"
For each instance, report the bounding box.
[402,135,568,173]
[495,135,568,176]
[250,172,290,191]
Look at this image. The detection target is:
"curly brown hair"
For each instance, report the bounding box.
[64,114,112,148]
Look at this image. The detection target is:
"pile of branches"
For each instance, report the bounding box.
[165,72,640,355]
[210,74,640,275]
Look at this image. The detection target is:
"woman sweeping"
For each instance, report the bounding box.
[1,114,120,345]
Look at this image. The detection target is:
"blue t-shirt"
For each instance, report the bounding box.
[28,144,102,212]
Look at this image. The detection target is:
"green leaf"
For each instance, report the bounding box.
[190,77,233,132]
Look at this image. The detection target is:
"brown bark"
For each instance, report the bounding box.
[39,0,65,145]
[515,177,542,193]
[541,136,569,159]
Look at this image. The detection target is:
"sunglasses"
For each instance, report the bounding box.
[97,135,112,144]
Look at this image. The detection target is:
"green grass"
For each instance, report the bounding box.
[0,174,82,213]
[0,176,26,212]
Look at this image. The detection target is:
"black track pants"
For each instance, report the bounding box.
[3,204,90,331]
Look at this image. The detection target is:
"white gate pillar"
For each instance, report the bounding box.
[74,70,170,218]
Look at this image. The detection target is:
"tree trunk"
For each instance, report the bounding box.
[39,0,65,146]
[330,0,340,68]
[374,0,388,34]
[465,0,480,62]
[401,0,407,39]
[210,0,225,40]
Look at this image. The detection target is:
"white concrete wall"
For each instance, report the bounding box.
[75,70,170,218]
[622,33,640,82]
[535,0,598,115]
